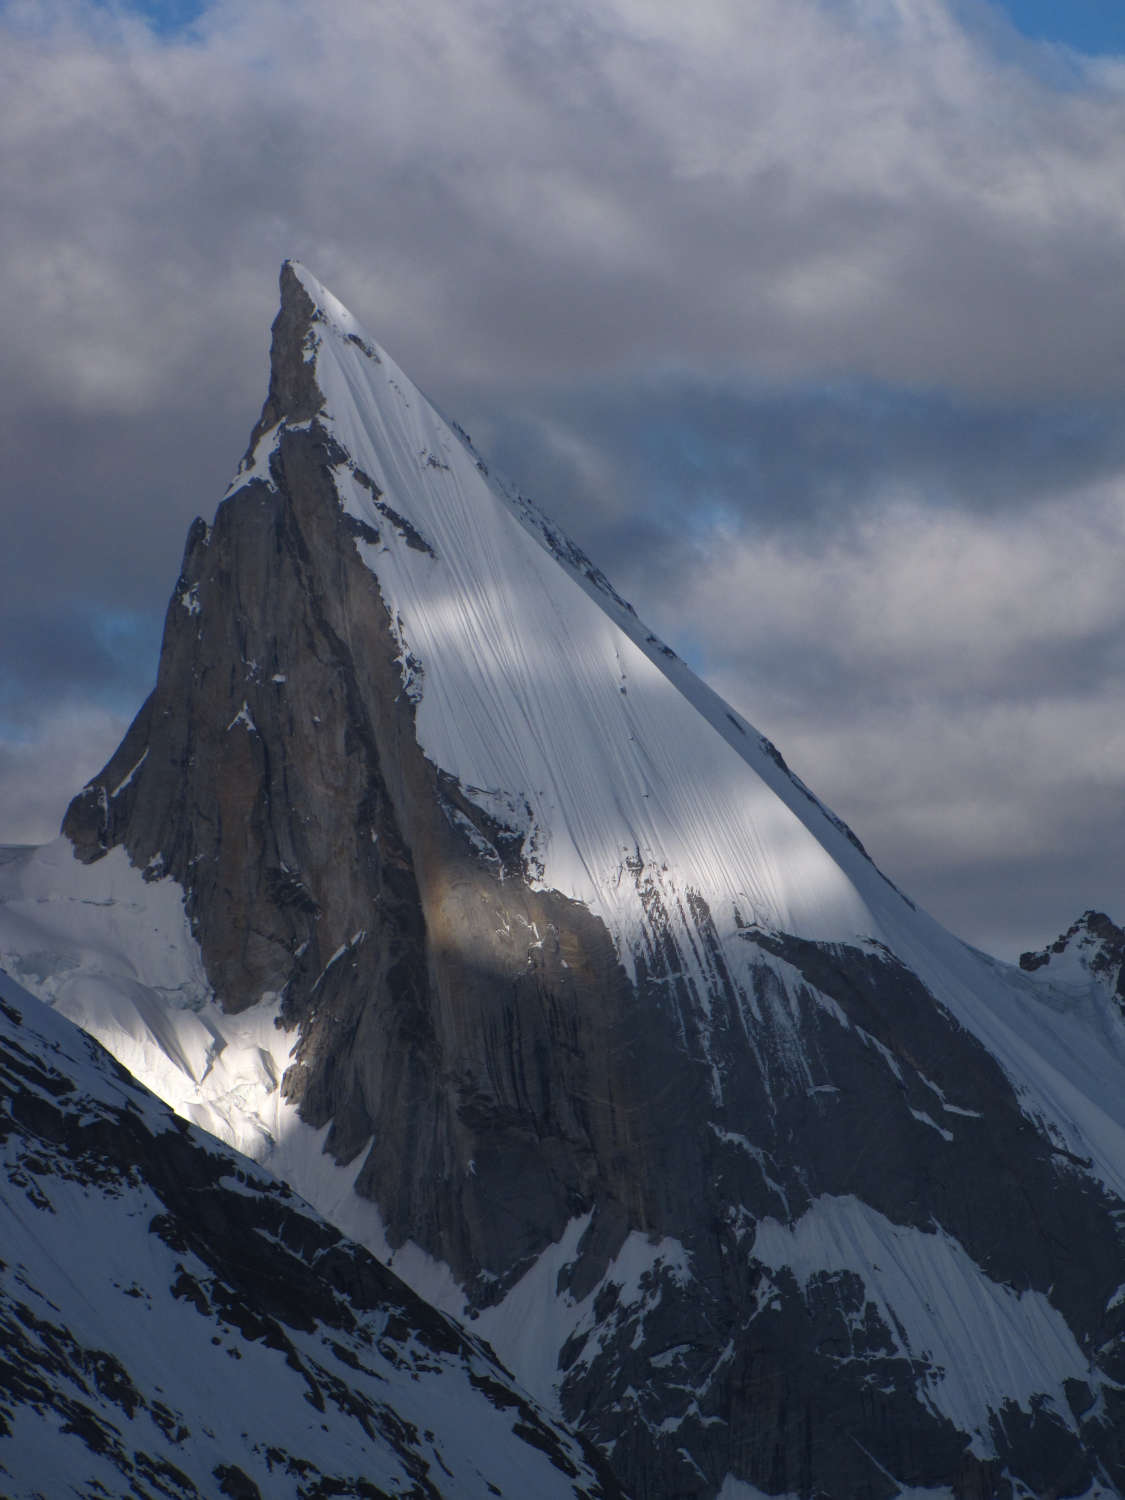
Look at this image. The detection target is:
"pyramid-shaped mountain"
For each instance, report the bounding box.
[4,262,1125,1498]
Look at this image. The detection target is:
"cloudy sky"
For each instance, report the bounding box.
[3,0,1124,960]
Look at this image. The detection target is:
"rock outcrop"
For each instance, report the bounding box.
[1021,910,1125,1011]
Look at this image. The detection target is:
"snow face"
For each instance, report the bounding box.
[464,1219,692,1417]
[286,262,877,984]
[284,1199,696,1434]
[752,1195,1093,1456]
[0,839,294,1160]
[283,261,1125,1200]
[0,839,204,1001]
[0,842,438,1219]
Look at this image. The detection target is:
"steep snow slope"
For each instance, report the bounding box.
[0,966,621,1500]
[294,268,873,958]
[0,839,294,1159]
[254,264,1125,1192]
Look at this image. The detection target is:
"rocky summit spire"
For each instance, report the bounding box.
[22,263,1125,1499]
[241,260,325,458]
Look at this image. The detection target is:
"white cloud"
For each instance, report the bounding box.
[643,478,1125,951]
[3,0,1125,406]
[678,478,1125,688]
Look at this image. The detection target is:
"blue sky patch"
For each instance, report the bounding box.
[93,0,207,38]
[986,0,1125,56]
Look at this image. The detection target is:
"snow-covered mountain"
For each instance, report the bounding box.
[0,968,620,1499]
[4,262,1125,1498]
[1021,911,1125,1012]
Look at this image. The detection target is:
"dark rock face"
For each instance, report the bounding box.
[59,267,1125,1500]
[543,927,1125,1499]
[1021,910,1125,1010]
[0,972,623,1500]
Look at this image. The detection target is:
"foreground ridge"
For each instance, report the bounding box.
[2,263,1125,1498]
[0,968,621,1500]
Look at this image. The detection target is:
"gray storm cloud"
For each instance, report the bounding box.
[2,0,1124,957]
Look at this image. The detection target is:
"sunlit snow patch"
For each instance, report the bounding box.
[0,839,292,1160]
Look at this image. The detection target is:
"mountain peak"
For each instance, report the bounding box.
[13,264,1125,1499]
[284,260,380,349]
[1020,908,1125,1005]
[283,256,325,305]
[243,261,385,465]
[241,260,323,460]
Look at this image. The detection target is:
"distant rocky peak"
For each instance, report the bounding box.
[1020,909,1125,1006]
